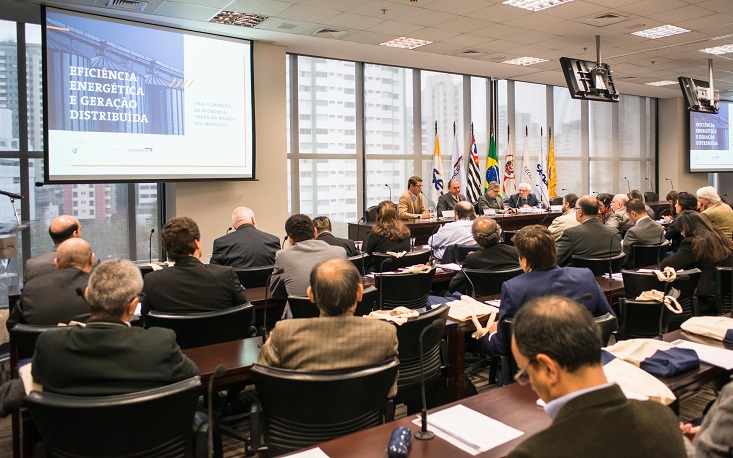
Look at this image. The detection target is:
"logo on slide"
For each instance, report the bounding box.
[72,148,77,154]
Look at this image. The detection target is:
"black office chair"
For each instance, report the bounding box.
[462,267,523,297]
[715,267,732,315]
[26,376,204,458]
[139,265,155,277]
[146,303,254,349]
[376,269,436,310]
[234,266,274,289]
[371,249,432,273]
[549,196,564,206]
[9,324,61,374]
[348,253,371,276]
[290,286,378,318]
[441,244,480,264]
[497,318,518,386]
[355,286,378,316]
[594,313,617,346]
[365,205,379,222]
[630,244,668,269]
[248,359,399,456]
[502,230,519,246]
[572,253,625,277]
[617,298,675,340]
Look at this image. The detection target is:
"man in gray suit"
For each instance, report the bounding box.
[605,194,633,234]
[557,195,621,267]
[622,199,666,268]
[436,179,467,217]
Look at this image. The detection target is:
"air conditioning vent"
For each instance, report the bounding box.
[581,12,628,27]
[313,28,348,38]
[106,0,148,13]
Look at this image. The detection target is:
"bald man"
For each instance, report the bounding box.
[24,215,94,283]
[210,206,281,268]
[8,238,94,328]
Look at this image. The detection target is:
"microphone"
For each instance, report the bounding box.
[149,229,155,264]
[207,364,227,458]
[561,188,569,193]
[356,216,366,275]
[377,258,394,310]
[281,235,288,249]
[226,227,232,235]
[608,232,621,278]
[75,287,87,300]
[460,265,476,298]
[657,223,666,270]
[645,177,655,194]
[415,320,442,441]
[35,181,44,187]
[260,274,273,344]
[427,222,442,265]
[623,177,631,193]
[385,184,392,202]
[420,191,437,217]
[666,178,674,191]
[0,190,23,200]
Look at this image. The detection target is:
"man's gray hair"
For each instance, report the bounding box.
[231,207,255,225]
[472,216,501,248]
[455,201,476,220]
[613,194,628,205]
[697,186,720,203]
[518,182,531,191]
[86,259,143,318]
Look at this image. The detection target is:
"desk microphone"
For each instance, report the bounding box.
[623,177,631,193]
[281,235,288,249]
[377,258,394,310]
[461,265,476,298]
[0,190,23,200]
[385,184,393,202]
[666,178,674,191]
[420,191,438,217]
[608,232,621,278]
[207,364,227,458]
[226,227,232,235]
[260,274,273,344]
[427,223,442,264]
[415,320,442,441]
[149,229,155,264]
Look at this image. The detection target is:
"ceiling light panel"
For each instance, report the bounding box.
[700,44,733,55]
[209,11,268,27]
[502,0,574,13]
[631,25,690,39]
[380,36,433,50]
[645,81,678,86]
[502,56,548,66]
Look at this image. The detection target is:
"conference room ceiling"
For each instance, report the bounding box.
[34,0,733,99]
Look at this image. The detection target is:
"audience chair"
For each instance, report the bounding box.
[234,266,274,289]
[139,265,155,277]
[715,267,732,315]
[289,286,378,319]
[502,230,519,246]
[365,205,379,222]
[247,359,399,456]
[372,249,432,273]
[572,253,625,277]
[146,303,254,349]
[376,269,436,310]
[496,318,518,386]
[441,244,480,264]
[26,376,204,458]
[462,267,523,297]
[616,298,674,340]
[594,313,617,346]
[348,253,371,276]
[549,196,564,206]
[9,324,61,371]
[630,244,668,269]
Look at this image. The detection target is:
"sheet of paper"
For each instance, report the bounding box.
[437,263,462,271]
[485,299,501,308]
[285,448,330,458]
[672,339,733,370]
[448,299,497,322]
[412,404,524,455]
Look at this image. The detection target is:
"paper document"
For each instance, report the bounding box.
[437,263,462,271]
[285,448,330,458]
[412,405,523,455]
[448,296,498,322]
[486,299,501,308]
[673,340,733,370]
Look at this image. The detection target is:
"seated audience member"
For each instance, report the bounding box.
[628,189,657,219]
[270,214,347,301]
[507,296,686,458]
[697,186,733,238]
[478,181,504,213]
[142,216,247,316]
[680,380,733,457]
[428,201,475,260]
[313,216,359,257]
[448,217,519,294]
[622,199,666,268]
[480,225,614,358]
[398,175,430,220]
[437,179,467,217]
[556,195,621,266]
[547,193,580,242]
[210,206,280,268]
[507,182,539,209]
[32,259,200,395]
[665,191,697,253]
[365,201,411,255]
[661,211,733,315]
[597,193,614,224]
[259,259,398,395]
[605,194,633,233]
[7,238,93,329]
[664,190,679,221]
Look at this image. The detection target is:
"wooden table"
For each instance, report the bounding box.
[182,336,263,389]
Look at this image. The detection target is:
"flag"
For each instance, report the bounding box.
[521,125,533,187]
[548,127,557,197]
[431,122,444,205]
[503,125,516,197]
[449,122,466,193]
[484,131,501,198]
[534,127,549,206]
[466,127,481,203]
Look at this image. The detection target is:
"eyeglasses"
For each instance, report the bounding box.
[513,358,536,386]
[129,292,145,304]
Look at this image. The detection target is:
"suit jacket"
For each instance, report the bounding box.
[556,218,621,267]
[482,266,614,356]
[605,208,633,233]
[316,232,359,257]
[7,268,90,329]
[210,224,280,268]
[269,239,347,300]
[478,194,504,212]
[258,313,399,396]
[141,256,247,316]
[507,192,539,208]
[436,193,467,217]
[661,237,733,297]
[31,320,200,396]
[449,244,520,293]
[508,384,686,458]
[24,249,58,284]
[547,209,581,242]
[694,378,733,458]
[703,201,733,238]
[622,216,665,267]
[398,190,426,219]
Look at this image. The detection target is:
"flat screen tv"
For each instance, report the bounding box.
[689,101,731,172]
[559,57,619,103]
[679,76,719,114]
[43,7,255,183]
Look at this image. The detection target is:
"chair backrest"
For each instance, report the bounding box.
[146,303,254,349]
[376,269,436,310]
[594,313,617,346]
[355,286,377,316]
[371,249,432,273]
[9,324,61,368]
[25,377,201,458]
[549,196,564,206]
[617,298,673,340]
[250,359,399,456]
[234,265,274,289]
[715,267,732,315]
[441,244,480,264]
[139,265,155,277]
[463,267,524,297]
[502,230,519,246]
[392,304,449,406]
[347,253,371,275]
[500,318,518,385]
[289,286,377,319]
[572,253,625,277]
[631,244,668,269]
[365,205,379,222]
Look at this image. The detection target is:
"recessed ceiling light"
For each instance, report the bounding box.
[502,56,548,66]
[502,0,574,12]
[700,44,733,55]
[645,81,677,86]
[209,11,268,28]
[631,25,690,39]
[380,37,432,50]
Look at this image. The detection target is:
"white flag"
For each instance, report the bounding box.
[449,125,466,193]
[431,127,445,206]
[503,125,516,196]
[534,128,549,206]
[521,126,533,187]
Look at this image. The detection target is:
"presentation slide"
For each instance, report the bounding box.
[44,8,254,182]
[690,102,732,172]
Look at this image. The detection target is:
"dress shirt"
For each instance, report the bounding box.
[544,382,614,419]
[427,219,474,259]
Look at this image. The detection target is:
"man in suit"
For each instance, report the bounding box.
[480,225,614,357]
[313,216,359,257]
[31,259,200,395]
[7,238,93,329]
[556,195,622,266]
[436,179,467,217]
[428,201,475,260]
[141,216,247,316]
[507,296,686,458]
[478,181,505,214]
[547,193,580,242]
[697,185,733,238]
[398,176,430,220]
[507,182,539,209]
[259,258,398,395]
[622,199,666,268]
[605,194,633,233]
[449,216,519,294]
[210,206,280,268]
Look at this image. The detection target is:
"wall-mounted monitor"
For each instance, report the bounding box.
[679,77,719,114]
[689,102,731,172]
[43,7,255,183]
[559,57,619,103]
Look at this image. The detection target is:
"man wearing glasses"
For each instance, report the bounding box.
[507,296,686,458]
